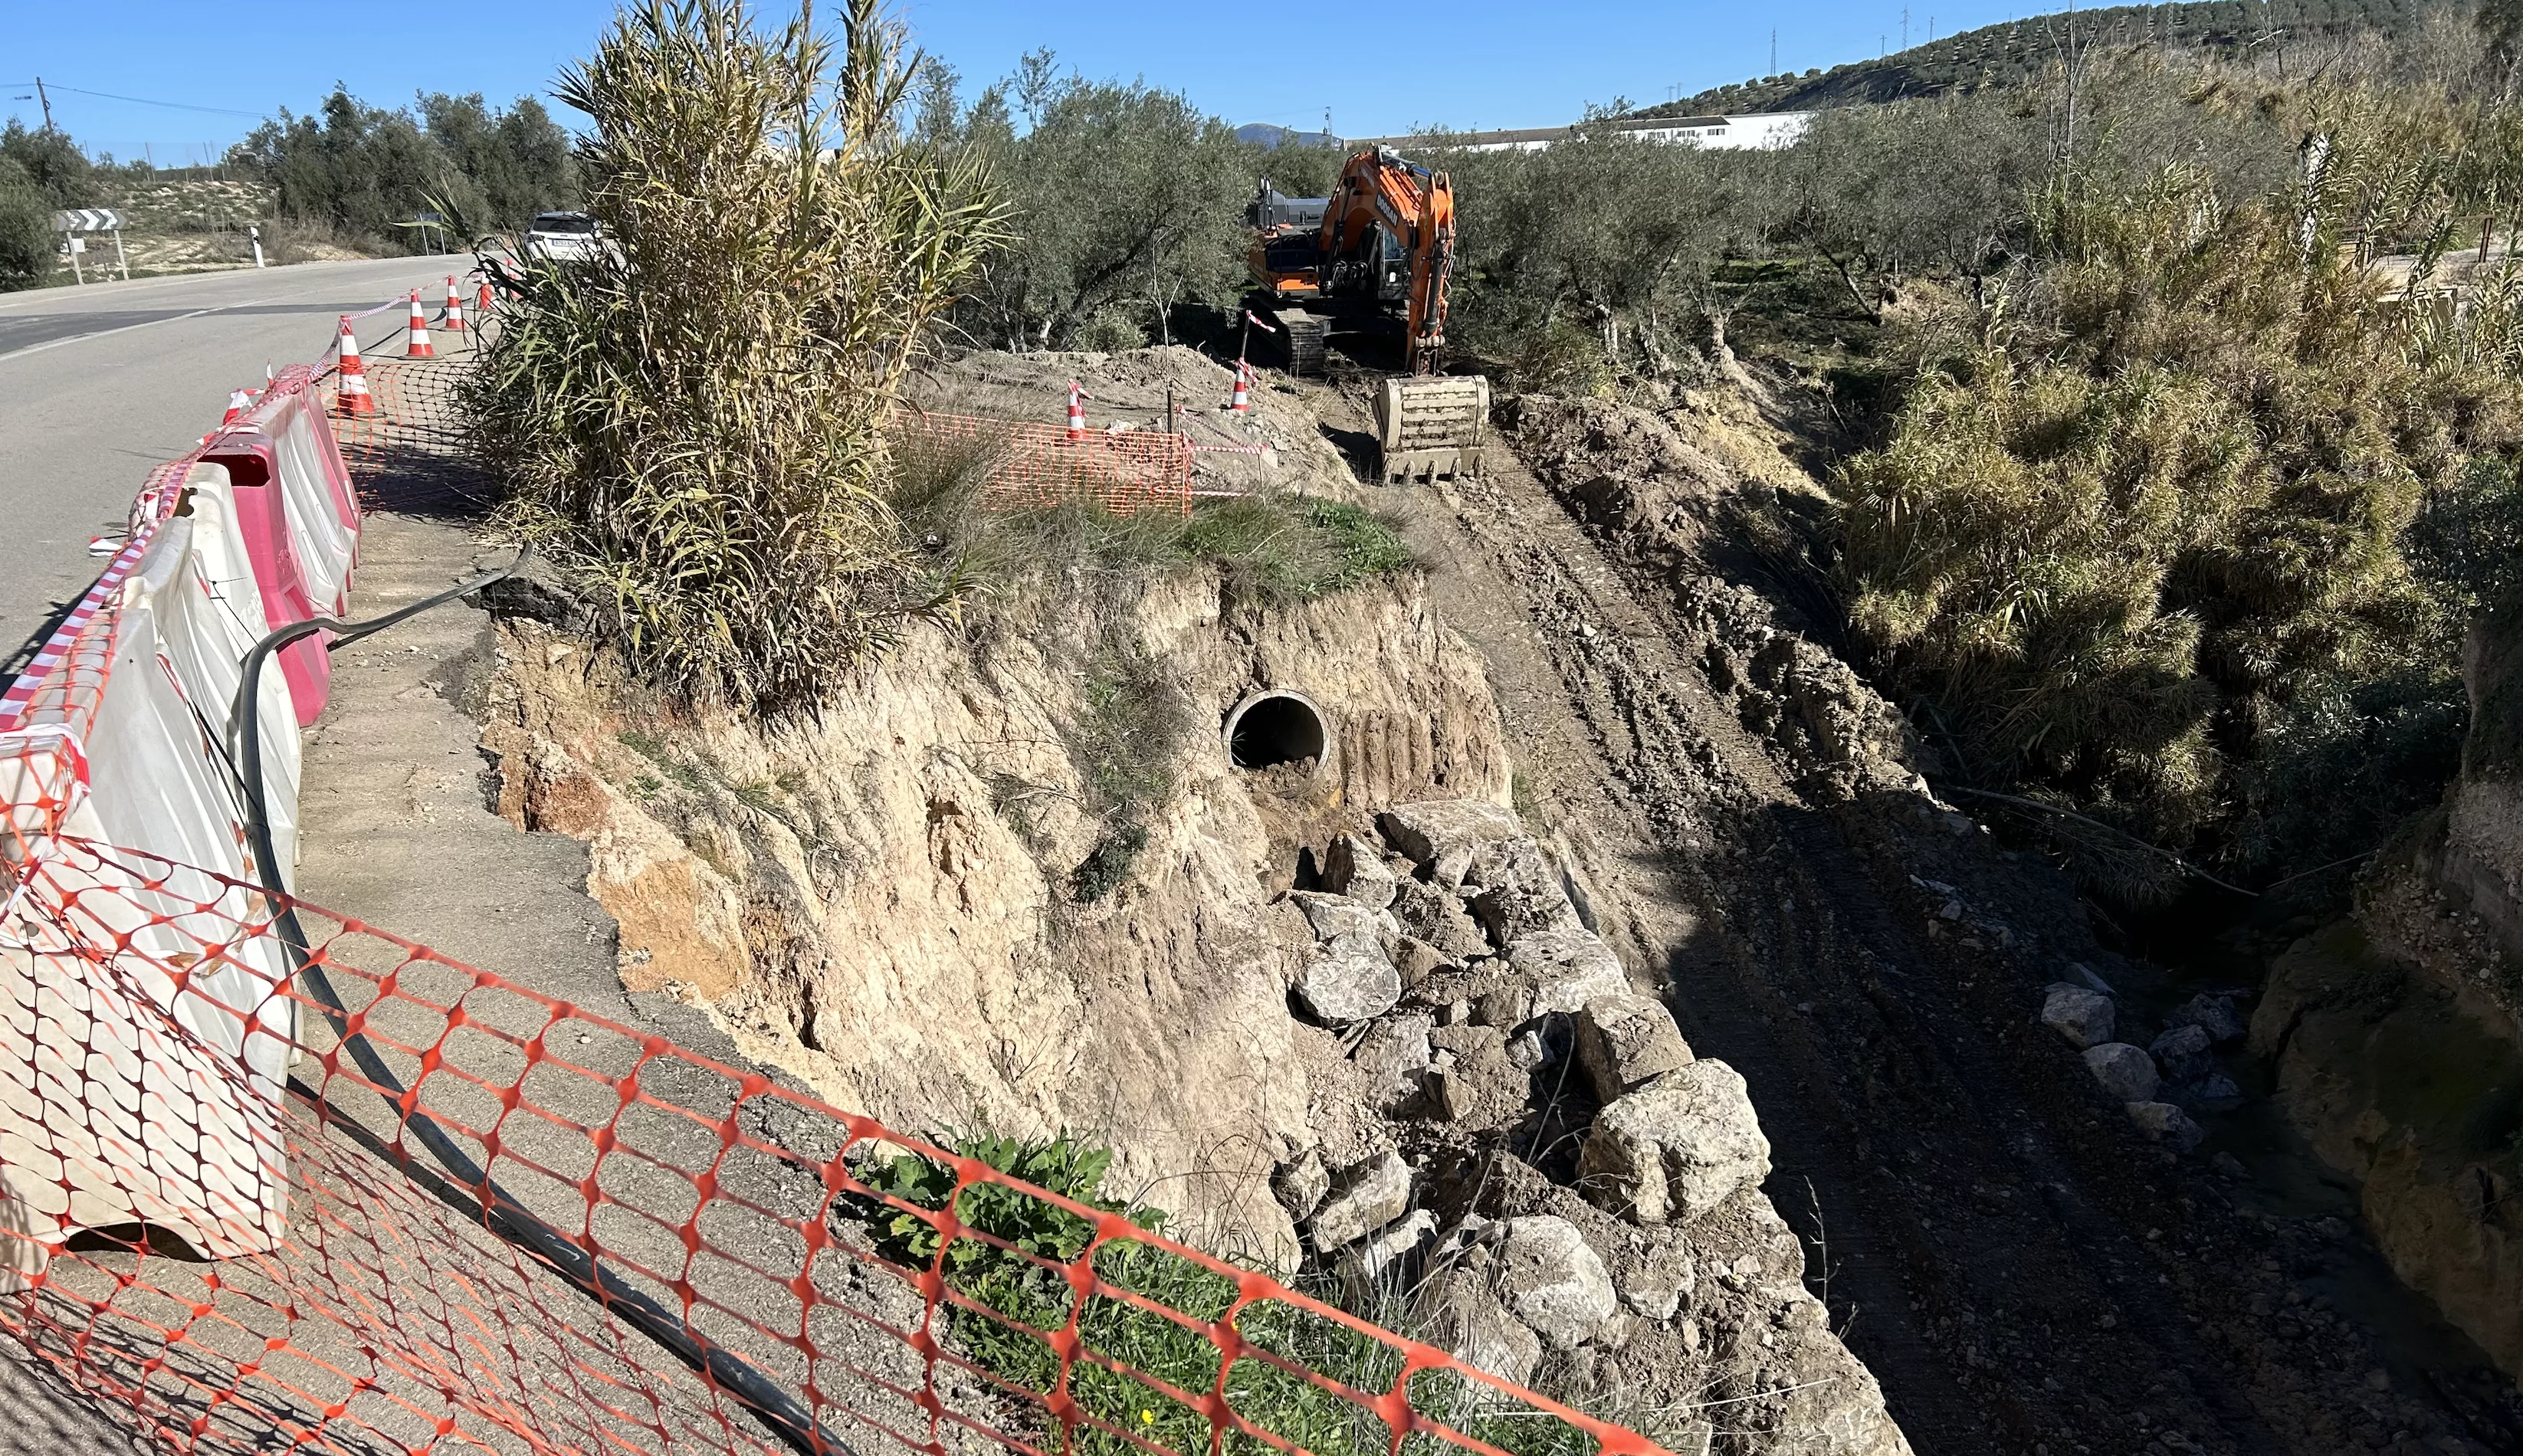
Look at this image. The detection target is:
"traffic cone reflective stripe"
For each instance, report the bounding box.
[405,290,435,359]
[336,317,377,417]
[445,275,466,333]
[1067,381,1089,440]
[222,387,254,425]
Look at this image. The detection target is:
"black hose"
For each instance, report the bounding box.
[225,549,850,1456]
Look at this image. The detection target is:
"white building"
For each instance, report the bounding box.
[1350,112,1813,155]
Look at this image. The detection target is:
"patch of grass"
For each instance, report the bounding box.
[1070,823,1149,904]
[889,431,1416,613]
[848,1133,1612,1456]
[618,729,707,795]
[1060,650,1192,903]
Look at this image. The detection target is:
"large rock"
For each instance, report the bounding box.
[1507,928,1630,1013]
[1466,839,1586,941]
[1412,1261,1543,1388]
[1296,943,1402,1024]
[1287,890,1391,944]
[2040,984,2115,1049]
[1490,1215,1618,1349]
[1389,880,1493,959]
[2082,1042,2160,1103]
[1271,1149,1330,1221]
[1576,1060,1770,1225]
[1575,993,1694,1102]
[1355,1014,1434,1109]
[1428,1023,1523,1126]
[2127,1100,2205,1149]
[1323,834,1399,911]
[2149,1024,2216,1084]
[1379,801,1524,867]
[1613,1238,1695,1321]
[1308,1152,1412,1253]
[2171,992,2248,1044]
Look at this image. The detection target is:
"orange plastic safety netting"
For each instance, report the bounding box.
[891,408,1193,516]
[0,816,1669,1456]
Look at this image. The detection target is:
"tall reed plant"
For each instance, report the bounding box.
[467,0,1005,710]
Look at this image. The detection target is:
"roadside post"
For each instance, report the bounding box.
[249,225,266,269]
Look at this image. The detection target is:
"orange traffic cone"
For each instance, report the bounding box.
[1066,380,1090,440]
[476,280,493,317]
[405,290,435,359]
[221,387,255,425]
[1228,361,1252,413]
[336,317,378,417]
[444,275,466,333]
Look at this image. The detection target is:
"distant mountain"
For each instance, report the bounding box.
[1637,0,2452,116]
[1236,123,1343,149]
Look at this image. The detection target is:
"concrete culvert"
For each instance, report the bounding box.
[1225,690,1328,772]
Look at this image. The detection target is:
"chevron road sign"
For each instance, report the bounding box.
[52,209,130,283]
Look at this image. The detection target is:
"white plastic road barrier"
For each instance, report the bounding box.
[0,365,360,1288]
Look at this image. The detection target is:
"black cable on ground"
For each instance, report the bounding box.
[224,549,849,1456]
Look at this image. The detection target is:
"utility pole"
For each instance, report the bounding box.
[1902,8,1911,49]
[1771,29,1778,74]
[34,77,53,132]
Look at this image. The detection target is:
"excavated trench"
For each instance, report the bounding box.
[1282,360,2523,1456]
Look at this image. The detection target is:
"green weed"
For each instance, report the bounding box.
[848,1133,1611,1456]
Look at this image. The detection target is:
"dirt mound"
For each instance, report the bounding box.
[905,346,1363,503]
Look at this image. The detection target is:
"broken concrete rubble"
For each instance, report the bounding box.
[1576,1061,1770,1225]
[2149,1023,2216,1085]
[2082,1042,2160,1103]
[1378,800,1524,867]
[1491,1215,1619,1350]
[2126,1100,2205,1149]
[1324,832,1400,910]
[1574,992,1695,1101]
[2040,984,2115,1049]
[1308,1151,1412,1253]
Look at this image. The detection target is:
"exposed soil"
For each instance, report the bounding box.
[1281,361,2523,1456]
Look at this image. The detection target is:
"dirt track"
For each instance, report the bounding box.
[1289,368,2523,1456]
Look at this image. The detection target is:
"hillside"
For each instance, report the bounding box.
[1639,0,2452,116]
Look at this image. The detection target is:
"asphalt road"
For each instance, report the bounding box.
[0,257,480,674]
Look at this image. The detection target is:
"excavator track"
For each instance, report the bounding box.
[1271,307,1327,375]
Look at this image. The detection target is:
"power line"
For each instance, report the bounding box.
[31,83,265,119]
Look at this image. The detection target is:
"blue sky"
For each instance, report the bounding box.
[8,0,2045,160]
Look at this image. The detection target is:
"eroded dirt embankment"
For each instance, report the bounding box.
[1275,366,2523,1456]
[467,347,1911,1455]
[444,339,2523,1456]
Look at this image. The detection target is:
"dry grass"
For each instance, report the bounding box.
[1836,152,2515,858]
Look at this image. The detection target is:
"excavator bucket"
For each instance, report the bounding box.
[1373,375,1489,484]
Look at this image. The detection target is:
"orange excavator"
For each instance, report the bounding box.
[1248,146,1486,481]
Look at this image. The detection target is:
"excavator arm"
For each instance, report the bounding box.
[1403,171,1453,375]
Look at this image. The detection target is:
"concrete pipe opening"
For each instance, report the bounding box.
[1225,690,1328,772]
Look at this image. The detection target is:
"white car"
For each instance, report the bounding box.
[523,212,603,263]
